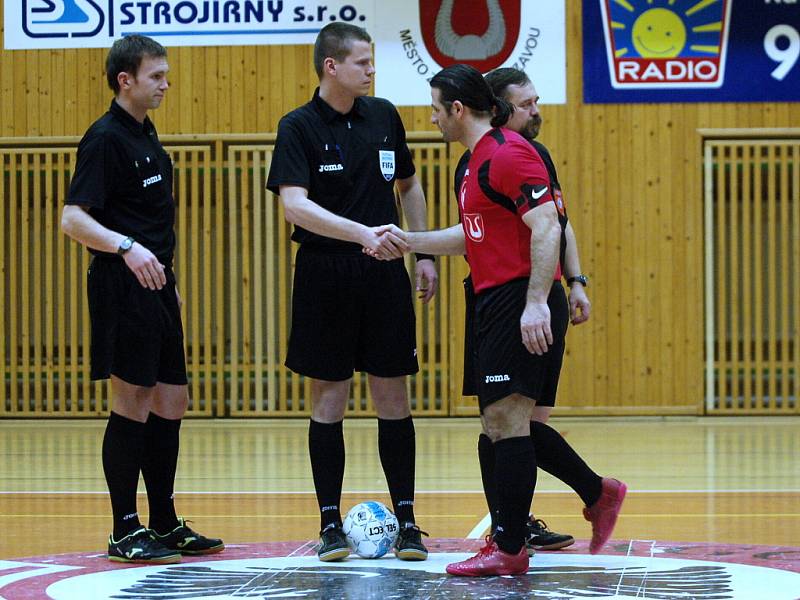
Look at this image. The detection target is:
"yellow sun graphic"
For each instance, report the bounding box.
[631,8,687,57]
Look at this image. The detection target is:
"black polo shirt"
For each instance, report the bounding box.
[267,88,415,252]
[66,99,176,263]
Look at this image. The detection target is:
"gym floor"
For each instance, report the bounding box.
[1,417,798,599]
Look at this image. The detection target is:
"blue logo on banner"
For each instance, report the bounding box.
[10,1,373,48]
[23,0,105,38]
[33,0,90,23]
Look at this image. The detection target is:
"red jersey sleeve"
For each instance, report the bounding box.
[490,139,552,217]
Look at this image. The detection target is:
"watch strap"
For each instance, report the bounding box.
[567,274,588,287]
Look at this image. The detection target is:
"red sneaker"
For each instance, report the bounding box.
[583,477,627,554]
[446,536,529,577]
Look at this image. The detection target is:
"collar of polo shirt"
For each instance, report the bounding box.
[109,99,155,136]
[311,87,367,124]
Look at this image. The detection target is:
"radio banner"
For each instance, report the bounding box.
[583,0,800,103]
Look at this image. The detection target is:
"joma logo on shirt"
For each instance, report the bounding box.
[319,163,344,172]
[485,374,510,383]
[142,174,162,188]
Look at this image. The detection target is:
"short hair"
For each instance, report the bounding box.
[484,68,531,101]
[313,23,372,79]
[430,64,513,128]
[106,35,167,94]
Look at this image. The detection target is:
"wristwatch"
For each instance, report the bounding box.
[567,274,588,287]
[117,236,135,255]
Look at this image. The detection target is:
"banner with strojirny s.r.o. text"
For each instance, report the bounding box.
[4,0,375,49]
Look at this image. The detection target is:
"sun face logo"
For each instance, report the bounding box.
[631,8,687,58]
[598,0,732,89]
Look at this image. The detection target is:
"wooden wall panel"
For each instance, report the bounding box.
[1,1,799,415]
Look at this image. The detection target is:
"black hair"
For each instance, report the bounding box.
[313,23,372,79]
[484,67,531,101]
[106,35,167,94]
[430,64,513,128]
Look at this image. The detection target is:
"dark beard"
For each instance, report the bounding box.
[524,116,542,140]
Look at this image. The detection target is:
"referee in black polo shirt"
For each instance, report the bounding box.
[267,22,437,562]
[61,35,222,564]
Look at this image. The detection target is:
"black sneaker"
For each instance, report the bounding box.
[108,527,181,564]
[151,518,225,556]
[525,516,574,553]
[316,523,350,562]
[393,523,429,561]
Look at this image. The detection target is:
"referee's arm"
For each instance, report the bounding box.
[279,185,408,259]
[61,205,167,290]
[395,175,438,303]
[395,175,427,232]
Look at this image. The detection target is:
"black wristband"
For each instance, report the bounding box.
[566,274,588,287]
[414,253,435,262]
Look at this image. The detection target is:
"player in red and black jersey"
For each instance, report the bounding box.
[399,65,626,576]
[454,68,607,555]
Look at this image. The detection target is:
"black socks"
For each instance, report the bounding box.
[377,416,417,525]
[476,421,604,552]
[309,417,418,530]
[141,413,182,534]
[531,421,602,507]
[308,419,346,530]
[492,436,536,555]
[103,412,146,539]
[477,433,500,532]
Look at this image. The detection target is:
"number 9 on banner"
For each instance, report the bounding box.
[765,24,799,81]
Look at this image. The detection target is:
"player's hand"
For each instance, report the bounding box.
[123,242,166,290]
[175,286,183,309]
[362,224,408,260]
[568,284,591,325]
[520,302,552,355]
[415,258,438,304]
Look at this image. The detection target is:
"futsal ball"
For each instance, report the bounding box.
[343,501,399,558]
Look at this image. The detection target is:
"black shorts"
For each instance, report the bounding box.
[285,246,419,381]
[87,257,188,388]
[470,277,568,412]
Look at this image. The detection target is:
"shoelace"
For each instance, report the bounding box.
[401,525,429,538]
[477,535,496,557]
[320,523,341,537]
[532,519,552,532]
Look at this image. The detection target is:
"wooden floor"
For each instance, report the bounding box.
[1,416,799,560]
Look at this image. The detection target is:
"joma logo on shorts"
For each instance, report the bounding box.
[319,163,344,172]
[485,374,510,383]
[142,174,162,188]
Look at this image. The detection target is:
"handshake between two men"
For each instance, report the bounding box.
[361,223,439,304]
